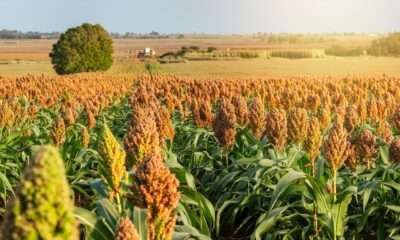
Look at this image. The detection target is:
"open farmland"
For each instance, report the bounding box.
[157,57,400,76]
[0,35,375,60]
[2,57,400,77]
[1,36,394,77]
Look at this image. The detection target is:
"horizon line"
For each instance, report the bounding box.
[0,28,397,36]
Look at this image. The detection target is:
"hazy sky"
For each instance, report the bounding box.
[0,0,399,33]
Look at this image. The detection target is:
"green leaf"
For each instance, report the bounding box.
[0,172,14,196]
[216,199,239,235]
[258,159,275,167]
[286,147,305,167]
[133,207,147,240]
[74,207,114,240]
[180,187,215,235]
[251,206,289,240]
[174,225,212,240]
[362,182,376,212]
[270,170,305,210]
[306,178,330,214]
[90,179,108,198]
[385,204,400,213]
[384,181,400,192]
[96,198,119,229]
[332,194,352,237]
[379,145,390,164]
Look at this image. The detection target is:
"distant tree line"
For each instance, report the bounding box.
[110,31,185,39]
[368,32,400,57]
[266,34,330,44]
[254,33,338,44]
[0,29,186,39]
[0,29,59,39]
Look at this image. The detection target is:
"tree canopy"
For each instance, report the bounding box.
[50,23,113,74]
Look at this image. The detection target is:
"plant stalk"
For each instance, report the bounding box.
[116,193,122,214]
[332,170,337,201]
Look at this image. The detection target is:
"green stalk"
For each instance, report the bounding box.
[332,169,337,240]
[312,157,319,239]
[366,157,371,170]
[311,159,316,177]
[224,149,229,167]
[332,170,337,201]
[116,193,122,214]
[313,203,319,238]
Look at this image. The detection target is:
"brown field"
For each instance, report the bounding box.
[1,35,398,77]
[0,36,375,61]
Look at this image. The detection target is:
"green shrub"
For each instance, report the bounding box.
[325,45,365,57]
[50,23,113,75]
[368,32,400,57]
[237,51,260,59]
[207,47,217,52]
[271,50,313,59]
[160,51,177,58]
[213,51,259,59]
[188,45,200,51]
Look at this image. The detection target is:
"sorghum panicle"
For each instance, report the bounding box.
[377,120,393,144]
[354,128,377,169]
[344,105,359,132]
[358,99,368,123]
[265,109,288,151]
[318,107,331,132]
[81,126,90,148]
[287,108,308,145]
[307,94,321,113]
[392,106,400,131]
[99,124,127,198]
[63,106,75,125]
[124,107,160,166]
[87,109,96,129]
[304,117,322,175]
[1,146,78,240]
[233,96,249,126]
[115,217,140,240]
[192,99,214,129]
[345,142,357,171]
[249,96,265,140]
[324,121,349,173]
[51,117,66,147]
[213,99,237,150]
[367,98,379,124]
[133,154,180,240]
[389,138,400,163]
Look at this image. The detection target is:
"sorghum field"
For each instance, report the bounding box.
[2,73,400,240]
